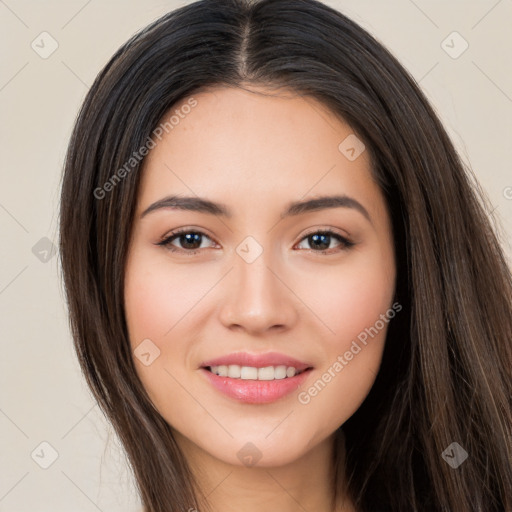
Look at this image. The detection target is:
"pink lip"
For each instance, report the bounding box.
[200,351,311,372]
[200,368,312,404]
[199,351,313,404]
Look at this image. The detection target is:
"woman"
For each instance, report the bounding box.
[59,0,512,510]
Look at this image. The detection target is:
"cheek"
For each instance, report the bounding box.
[124,254,208,412]
[124,253,211,345]
[293,251,396,427]
[297,251,395,350]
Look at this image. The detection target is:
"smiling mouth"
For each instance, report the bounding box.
[204,364,312,381]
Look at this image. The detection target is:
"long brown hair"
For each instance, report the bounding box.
[59,0,512,510]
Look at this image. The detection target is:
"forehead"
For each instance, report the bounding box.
[136,85,384,219]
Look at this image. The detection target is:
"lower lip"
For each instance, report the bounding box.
[200,368,312,404]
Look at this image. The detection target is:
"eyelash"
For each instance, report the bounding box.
[156,228,355,256]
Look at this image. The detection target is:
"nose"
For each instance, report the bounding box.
[218,248,299,335]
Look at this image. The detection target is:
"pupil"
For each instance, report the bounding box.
[310,233,330,250]
[177,233,332,251]
[181,233,201,249]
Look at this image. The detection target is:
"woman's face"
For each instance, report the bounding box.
[124,86,396,467]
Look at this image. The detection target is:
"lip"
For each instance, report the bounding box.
[199,351,313,404]
[200,351,312,372]
[200,367,312,403]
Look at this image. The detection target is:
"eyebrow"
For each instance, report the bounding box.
[140,194,372,223]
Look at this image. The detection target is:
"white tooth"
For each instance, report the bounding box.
[210,365,219,375]
[258,366,275,380]
[227,365,241,378]
[241,366,258,380]
[220,364,299,380]
[274,365,287,379]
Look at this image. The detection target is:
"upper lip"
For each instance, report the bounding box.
[200,351,312,372]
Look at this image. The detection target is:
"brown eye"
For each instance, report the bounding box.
[157,229,216,254]
[296,230,354,253]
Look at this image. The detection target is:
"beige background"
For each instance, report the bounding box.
[1,1,511,511]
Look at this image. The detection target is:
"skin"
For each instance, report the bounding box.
[124,85,396,512]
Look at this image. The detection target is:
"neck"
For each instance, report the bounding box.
[175,429,356,512]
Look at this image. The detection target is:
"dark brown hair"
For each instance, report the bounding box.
[59,0,512,510]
